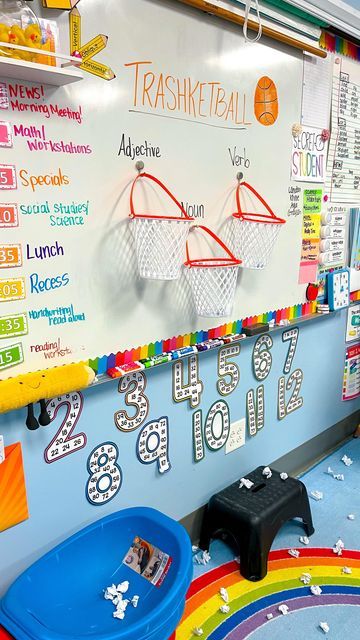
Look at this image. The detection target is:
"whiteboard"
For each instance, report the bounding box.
[0,0,307,378]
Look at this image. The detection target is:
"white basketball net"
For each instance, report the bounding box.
[186,265,239,317]
[232,218,282,269]
[131,218,191,280]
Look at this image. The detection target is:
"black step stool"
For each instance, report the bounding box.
[199,465,314,582]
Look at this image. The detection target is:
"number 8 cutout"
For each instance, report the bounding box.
[86,442,122,506]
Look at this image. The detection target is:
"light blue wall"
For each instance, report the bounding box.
[0,310,358,595]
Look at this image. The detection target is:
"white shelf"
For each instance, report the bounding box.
[0,56,83,86]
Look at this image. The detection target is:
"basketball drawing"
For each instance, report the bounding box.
[254,76,279,126]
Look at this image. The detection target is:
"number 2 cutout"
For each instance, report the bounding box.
[44,392,86,464]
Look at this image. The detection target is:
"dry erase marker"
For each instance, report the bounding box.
[222,333,247,343]
[140,353,172,368]
[197,339,224,351]
[172,346,197,359]
[107,362,145,377]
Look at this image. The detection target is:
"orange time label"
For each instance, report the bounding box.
[0,244,22,268]
[0,278,25,302]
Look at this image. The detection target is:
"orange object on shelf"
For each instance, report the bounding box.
[0,442,29,533]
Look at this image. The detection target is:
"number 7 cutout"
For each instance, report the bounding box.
[69,7,115,80]
[44,392,86,464]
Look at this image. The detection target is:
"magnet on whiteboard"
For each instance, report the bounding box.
[321,212,332,224]
[320,226,330,238]
[135,160,145,172]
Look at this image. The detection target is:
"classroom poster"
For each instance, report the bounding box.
[326,56,360,203]
[291,126,328,183]
[343,343,360,400]
[298,188,321,283]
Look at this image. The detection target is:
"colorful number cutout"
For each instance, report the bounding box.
[114,371,149,432]
[193,410,204,462]
[137,416,171,474]
[253,334,273,381]
[282,327,299,374]
[217,344,240,396]
[173,354,203,408]
[192,400,230,461]
[86,442,122,505]
[246,385,265,436]
[44,392,86,463]
[278,369,304,420]
[205,400,230,451]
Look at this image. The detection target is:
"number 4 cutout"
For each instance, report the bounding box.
[173,355,203,409]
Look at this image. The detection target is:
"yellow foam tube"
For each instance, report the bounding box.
[0,363,95,414]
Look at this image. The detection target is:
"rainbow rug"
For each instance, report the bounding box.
[175,439,360,639]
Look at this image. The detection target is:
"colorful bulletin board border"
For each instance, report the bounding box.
[320,31,360,60]
[88,302,318,376]
[351,289,360,302]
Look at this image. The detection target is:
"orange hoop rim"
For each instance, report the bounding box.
[185,225,241,268]
[129,172,193,221]
[185,257,241,268]
[130,213,193,222]
[232,212,286,224]
[233,181,286,225]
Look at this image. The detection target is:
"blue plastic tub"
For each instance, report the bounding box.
[0,507,193,640]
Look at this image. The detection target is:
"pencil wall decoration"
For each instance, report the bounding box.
[69,7,115,80]
[42,0,80,9]
[0,442,29,533]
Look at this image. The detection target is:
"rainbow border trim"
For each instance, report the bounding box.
[320,30,360,59]
[87,301,317,375]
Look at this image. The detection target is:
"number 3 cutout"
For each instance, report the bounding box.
[44,392,86,464]
[114,371,149,432]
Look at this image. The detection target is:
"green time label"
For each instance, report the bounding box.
[0,313,28,339]
[0,342,23,371]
